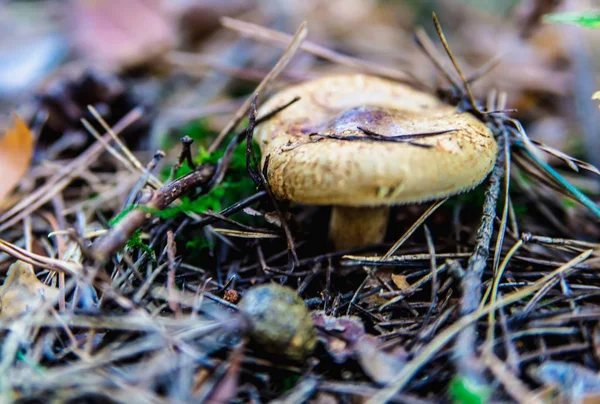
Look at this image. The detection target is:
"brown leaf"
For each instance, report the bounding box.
[71,0,176,70]
[0,114,33,203]
[391,274,411,291]
[312,312,365,363]
[0,261,59,318]
[362,268,392,306]
[312,312,407,385]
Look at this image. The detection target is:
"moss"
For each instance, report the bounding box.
[160,118,216,151]
[126,229,156,262]
[157,140,260,220]
[450,375,491,404]
[185,236,215,252]
[512,203,528,217]
[445,185,486,211]
[112,120,261,257]
[562,198,577,209]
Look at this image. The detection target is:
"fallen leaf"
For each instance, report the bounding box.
[391,274,411,291]
[263,211,291,227]
[0,114,33,203]
[362,268,393,306]
[0,261,59,318]
[71,0,176,70]
[312,312,365,363]
[313,312,407,385]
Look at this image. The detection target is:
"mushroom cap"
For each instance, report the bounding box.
[255,74,498,206]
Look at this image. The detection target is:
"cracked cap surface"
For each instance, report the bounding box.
[255,74,498,206]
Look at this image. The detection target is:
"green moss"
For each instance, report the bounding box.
[186,236,215,252]
[445,186,486,212]
[161,118,216,151]
[108,205,156,260]
[184,119,215,142]
[562,198,577,209]
[157,140,259,219]
[281,375,301,393]
[512,203,528,217]
[126,229,156,262]
[450,375,490,404]
[117,119,261,257]
[227,80,258,98]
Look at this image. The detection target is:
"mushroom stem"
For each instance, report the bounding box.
[329,206,389,250]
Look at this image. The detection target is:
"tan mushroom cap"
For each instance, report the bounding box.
[256,74,498,206]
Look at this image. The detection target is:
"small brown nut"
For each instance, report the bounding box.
[239,284,316,361]
[224,289,239,304]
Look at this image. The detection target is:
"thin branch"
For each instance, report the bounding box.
[260,156,300,266]
[413,27,460,89]
[432,12,480,114]
[91,95,299,263]
[382,199,448,261]
[309,133,432,148]
[91,166,215,263]
[454,131,507,388]
[0,107,144,232]
[245,95,262,186]
[125,151,165,209]
[207,21,307,153]
[221,17,421,86]
[87,105,160,188]
[466,55,503,84]
[368,249,593,403]
[193,191,267,230]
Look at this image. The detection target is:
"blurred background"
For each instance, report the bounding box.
[1,2,600,401]
[0,0,599,170]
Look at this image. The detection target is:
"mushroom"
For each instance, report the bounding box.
[255,74,498,250]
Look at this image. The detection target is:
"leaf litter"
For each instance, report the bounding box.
[0,115,33,204]
[0,1,599,403]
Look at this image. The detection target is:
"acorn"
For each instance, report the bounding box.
[239,284,316,361]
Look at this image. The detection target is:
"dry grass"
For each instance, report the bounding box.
[0,7,599,404]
